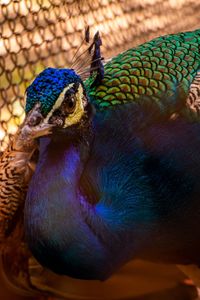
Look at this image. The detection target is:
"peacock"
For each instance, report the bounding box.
[2,28,200,290]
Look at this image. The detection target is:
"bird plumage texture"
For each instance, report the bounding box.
[25,102,200,280]
[0,128,36,241]
[0,106,52,240]
[4,29,200,281]
[87,29,200,118]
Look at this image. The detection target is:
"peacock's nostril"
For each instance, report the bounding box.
[27,112,43,127]
[49,114,65,127]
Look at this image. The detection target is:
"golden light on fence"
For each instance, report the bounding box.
[0,99,25,151]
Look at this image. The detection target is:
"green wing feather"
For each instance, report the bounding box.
[85,29,200,118]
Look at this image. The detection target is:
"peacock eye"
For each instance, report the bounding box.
[63,94,76,114]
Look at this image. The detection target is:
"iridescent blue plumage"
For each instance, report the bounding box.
[25,68,82,116]
[25,98,200,280]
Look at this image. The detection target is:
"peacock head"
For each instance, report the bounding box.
[25,67,93,132]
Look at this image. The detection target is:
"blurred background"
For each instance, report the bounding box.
[0,0,200,299]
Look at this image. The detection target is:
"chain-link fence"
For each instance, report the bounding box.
[1,0,200,151]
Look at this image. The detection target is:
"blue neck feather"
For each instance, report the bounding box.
[25,136,119,279]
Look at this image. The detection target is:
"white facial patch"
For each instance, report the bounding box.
[42,83,85,128]
[64,84,85,128]
[44,83,75,123]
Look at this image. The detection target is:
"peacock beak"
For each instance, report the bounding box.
[22,102,54,140]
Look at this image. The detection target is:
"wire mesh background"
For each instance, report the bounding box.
[1,0,200,152]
